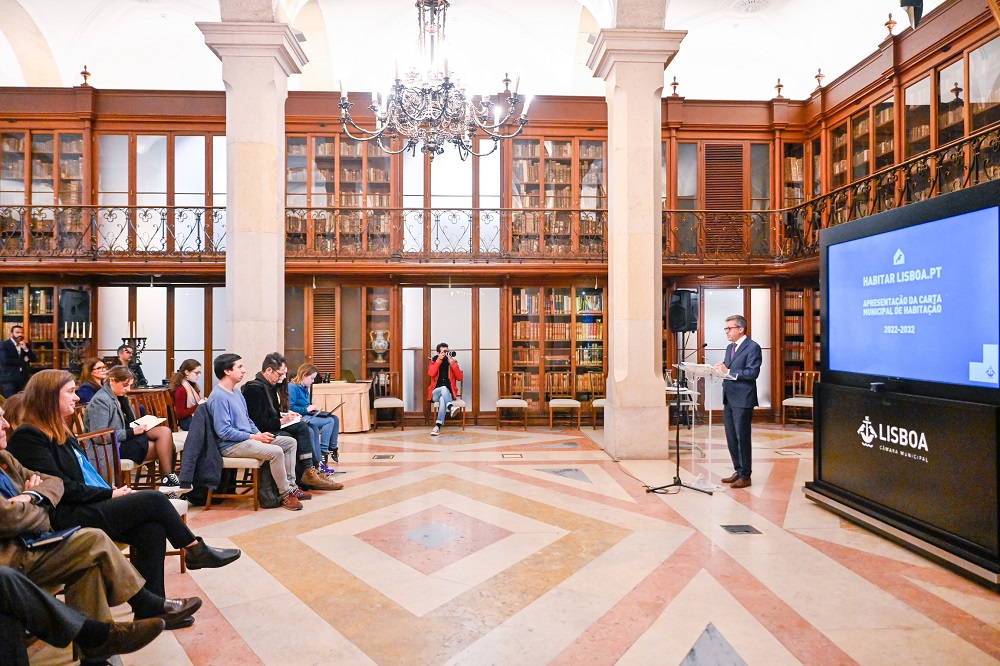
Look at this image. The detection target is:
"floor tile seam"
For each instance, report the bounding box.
[441,460,684,529]
[795,532,1000,658]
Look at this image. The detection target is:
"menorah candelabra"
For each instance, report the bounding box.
[63,321,92,376]
[122,335,147,367]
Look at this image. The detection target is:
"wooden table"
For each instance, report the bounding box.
[312,382,372,432]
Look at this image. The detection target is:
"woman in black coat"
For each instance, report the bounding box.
[7,370,241,622]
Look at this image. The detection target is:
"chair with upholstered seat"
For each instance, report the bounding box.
[546,371,581,429]
[588,372,606,429]
[372,371,404,430]
[430,379,466,430]
[782,370,819,426]
[496,372,529,430]
[76,428,188,570]
[204,457,261,512]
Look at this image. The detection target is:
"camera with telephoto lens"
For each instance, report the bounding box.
[430,350,457,360]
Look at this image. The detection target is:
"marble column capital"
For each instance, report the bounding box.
[586,28,687,81]
[197,21,308,76]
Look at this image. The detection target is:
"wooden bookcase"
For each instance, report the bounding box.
[0,284,86,371]
[829,122,848,190]
[782,142,804,207]
[780,286,821,398]
[285,134,396,254]
[508,284,606,414]
[510,137,606,256]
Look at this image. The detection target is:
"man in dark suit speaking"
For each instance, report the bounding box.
[714,314,762,489]
[0,325,36,398]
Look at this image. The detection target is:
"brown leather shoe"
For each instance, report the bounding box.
[302,467,344,491]
[731,477,752,488]
[159,597,202,630]
[81,618,166,659]
[721,472,740,484]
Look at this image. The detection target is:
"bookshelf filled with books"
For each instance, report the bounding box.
[780,286,820,398]
[851,110,871,182]
[783,142,805,207]
[510,137,606,256]
[0,284,78,371]
[508,284,605,414]
[830,122,849,190]
[285,134,397,254]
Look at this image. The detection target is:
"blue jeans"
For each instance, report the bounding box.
[431,386,453,425]
[303,413,339,462]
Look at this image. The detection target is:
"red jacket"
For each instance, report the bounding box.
[427,357,463,401]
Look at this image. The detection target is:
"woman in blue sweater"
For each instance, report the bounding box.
[288,363,339,470]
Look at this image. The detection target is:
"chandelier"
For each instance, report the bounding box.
[338,0,529,160]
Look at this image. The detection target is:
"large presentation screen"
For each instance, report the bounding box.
[826,206,1000,388]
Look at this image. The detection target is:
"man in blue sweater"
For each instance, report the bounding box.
[207,354,306,511]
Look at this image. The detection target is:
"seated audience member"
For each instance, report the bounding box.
[168,359,206,431]
[0,404,199,657]
[76,358,108,405]
[0,566,165,666]
[84,366,179,488]
[7,370,240,622]
[243,352,341,491]
[289,363,340,471]
[112,344,147,388]
[208,353,308,510]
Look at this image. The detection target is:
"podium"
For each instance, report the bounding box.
[677,362,732,492]
[312,382,372,433]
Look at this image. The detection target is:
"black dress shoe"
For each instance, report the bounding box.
[159,596,202,630]
[184,536,242,570]
[81,618,166,659]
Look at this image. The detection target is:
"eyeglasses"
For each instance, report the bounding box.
[93,365,106,370]
[723,326,742,331]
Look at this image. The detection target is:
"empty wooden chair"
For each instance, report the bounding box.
[372,371,404,430]
[588,372,606,429]
[496,372,529,430]
[546,371,581,429]
[782,370,820,426]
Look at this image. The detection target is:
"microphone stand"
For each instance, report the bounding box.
[647,332,713,495]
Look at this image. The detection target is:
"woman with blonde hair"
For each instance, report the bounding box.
[75,358,108,405]
[289,363,340,471]
[168,359,206,431]
[84,366,180,488]
[6,370,240,627]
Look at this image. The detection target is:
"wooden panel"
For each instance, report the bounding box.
[704,144,745,255]
[312,291,337,376]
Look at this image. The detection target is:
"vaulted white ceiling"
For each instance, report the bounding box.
[0,0,949,101]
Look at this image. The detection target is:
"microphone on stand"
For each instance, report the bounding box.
[683,343,708,360]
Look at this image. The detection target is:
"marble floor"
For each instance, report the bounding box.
[32,422,1000,665]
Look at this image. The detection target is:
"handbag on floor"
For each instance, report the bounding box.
[257,462,282,509]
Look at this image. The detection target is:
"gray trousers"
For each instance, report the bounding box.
[0,565,86,666]
[222,435,297,495]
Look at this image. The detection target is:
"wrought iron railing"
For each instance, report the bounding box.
[0,206,227,259]
[2,121,998,264]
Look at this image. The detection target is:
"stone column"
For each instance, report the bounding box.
[587,29,686,459]
[197,20,307,369]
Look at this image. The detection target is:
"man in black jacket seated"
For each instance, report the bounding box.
[242,352,342,492]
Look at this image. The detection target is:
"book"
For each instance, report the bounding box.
[281,412,302,426]
[130,414,166,429]
[20,525,82,550]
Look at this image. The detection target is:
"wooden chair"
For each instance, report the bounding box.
[126,388,176,488]
[372,371,404,430]
[496,372,529,430]
[430,379,466,430]
[782,370,820,426]
[588,372,606,429]
[204,457,261,512]
[69,405,87,437]
[76,428,188,571]
[546,371,581,429]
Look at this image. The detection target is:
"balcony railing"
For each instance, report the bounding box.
[0,206,227,259]
[2,120,998,265]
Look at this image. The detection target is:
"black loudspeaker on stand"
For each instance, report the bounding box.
[648,293,712,496]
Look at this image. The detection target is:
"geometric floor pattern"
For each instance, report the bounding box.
[30,423,1000,665]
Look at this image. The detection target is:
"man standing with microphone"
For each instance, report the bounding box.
[0,325,36,398]
[714,315,762,489]
[428,342,463,436]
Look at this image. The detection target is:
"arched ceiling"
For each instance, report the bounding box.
[0,0,949,101]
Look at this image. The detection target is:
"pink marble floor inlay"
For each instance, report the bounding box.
[356,505,513,575]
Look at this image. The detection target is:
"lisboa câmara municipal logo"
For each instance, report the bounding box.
[857,416,877,448]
